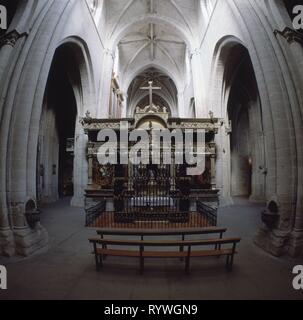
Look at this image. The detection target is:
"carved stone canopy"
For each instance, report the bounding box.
[136,104,168,114]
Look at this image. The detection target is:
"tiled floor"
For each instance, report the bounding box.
[0,198,302,300]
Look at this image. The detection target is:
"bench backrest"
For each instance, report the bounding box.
[96,227,227,238]
[89,237,241,248]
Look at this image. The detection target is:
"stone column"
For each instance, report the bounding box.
[276,30,303,256]
[98,49,115,118]
[71,123,88,208]
[0,31,27,257]
[177,92,185,118]
[215,124,233,206]
[210,154,216,190]
[190,49,206,117]
[88,154,94,186]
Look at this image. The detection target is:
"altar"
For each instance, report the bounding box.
[130,197,175,208]
[82,103,220,229]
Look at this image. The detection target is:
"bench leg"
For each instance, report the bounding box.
[93,243,101,272]
[140,257,144,275]
[225,255,230,270]
[185,247,191,275]
[102,244,108,260]
[226,255,234,271]
[185,256,191,275]
[94,253,100,272]
[180,235,185,261]
[180,246,184,262]
[228,254,234,271]
[99,254,103,269]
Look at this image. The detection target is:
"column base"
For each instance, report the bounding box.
[249,194,266,204]
[254,226,290,257]
[13,224,48,257]
[71,195,84,208]
[288,230,303,257]
[0,228,15,257]
[219,195,233,207]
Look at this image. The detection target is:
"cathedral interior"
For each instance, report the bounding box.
[0,0,303,300]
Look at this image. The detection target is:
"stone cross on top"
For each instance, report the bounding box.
[140,80,161,108]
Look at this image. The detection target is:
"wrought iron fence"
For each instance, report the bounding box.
[85,200,106,227]
[85,163,218,229]
[197,200,217,226]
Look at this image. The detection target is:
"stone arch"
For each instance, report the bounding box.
[5,34,95,256]
[123,62,182,97]
[129,92,173,117]
[33,37,95,208]
[109,14,193,51]
[126,65,179,117]
[209,36,266,205]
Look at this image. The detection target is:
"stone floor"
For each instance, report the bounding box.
[0,198,302,300]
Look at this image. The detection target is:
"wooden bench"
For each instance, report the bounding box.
[96,227,227,240]
[96,227,228,258]
[88,236,241,274]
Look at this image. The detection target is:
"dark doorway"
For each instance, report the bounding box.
[225,44,263,200]
[42,46,78,199]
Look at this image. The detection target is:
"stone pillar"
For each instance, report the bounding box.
[210,154,216,190]
[71,123,88,208]
[0,31,27,257]
[88,155,94,186]
[283,34,303,257]
[177,92,185,118]
[215,124,233,206]
[190,49,206,117]
[98,49,115,118]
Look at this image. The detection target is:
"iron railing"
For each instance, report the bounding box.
[197,200,218,226]
[85,201,106,227]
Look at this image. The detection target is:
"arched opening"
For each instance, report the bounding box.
[37,45,79,203]
[211,38,266,204]
[127,67,177,116]
[229,105,252,197]
[0,0,19,36]
[225,45,265,202]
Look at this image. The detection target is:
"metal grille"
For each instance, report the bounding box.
[85,164,218,229]
[85,201,106,227]
[113,164,190,224]
[197,200,217,226]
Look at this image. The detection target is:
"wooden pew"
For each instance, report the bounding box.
[88,237,241,274]
[96,227,228,259]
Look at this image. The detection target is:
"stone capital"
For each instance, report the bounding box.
[0,30,27,48]
[190,48,202,59]
[274,27,303,45]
